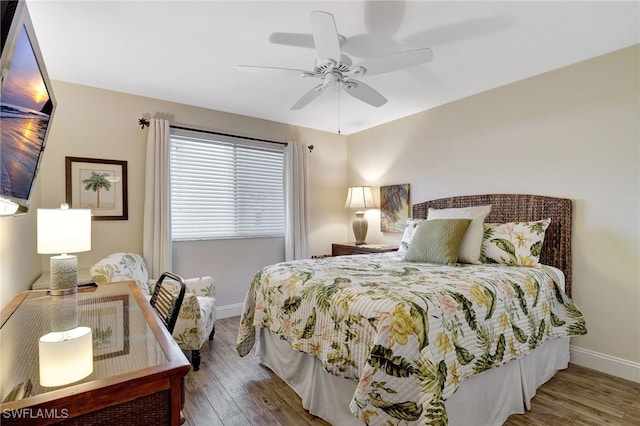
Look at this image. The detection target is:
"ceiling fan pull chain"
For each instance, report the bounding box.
[338,84,341,135]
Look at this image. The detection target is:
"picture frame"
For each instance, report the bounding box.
[79,295,130,360]
[65,157,128,220]
[380,184,411,233]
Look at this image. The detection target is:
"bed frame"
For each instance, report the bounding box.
[413,194,573,296]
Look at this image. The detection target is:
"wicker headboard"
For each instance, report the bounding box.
[413,194,573,296]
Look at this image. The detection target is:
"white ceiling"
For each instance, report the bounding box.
[26,1,639,135]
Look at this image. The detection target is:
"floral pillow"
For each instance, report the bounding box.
[481,218,551,267]
[397,218,424,254]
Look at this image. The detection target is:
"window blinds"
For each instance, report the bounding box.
[170,130,285,240]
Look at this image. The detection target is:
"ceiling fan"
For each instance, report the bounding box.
[237,11,433,110]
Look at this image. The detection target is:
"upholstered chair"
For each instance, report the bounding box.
[90,252,216,371]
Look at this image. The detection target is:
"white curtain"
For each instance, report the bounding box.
[143,118,172,277]
[285,141,310,260]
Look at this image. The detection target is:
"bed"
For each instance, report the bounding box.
[237,194,586,425]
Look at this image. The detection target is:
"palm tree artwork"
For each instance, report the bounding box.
[380,184,410,232]
[82,171,112,208]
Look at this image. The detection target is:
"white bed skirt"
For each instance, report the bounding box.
[258,328,569,426]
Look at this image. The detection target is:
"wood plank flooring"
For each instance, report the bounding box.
[183,316,640,426]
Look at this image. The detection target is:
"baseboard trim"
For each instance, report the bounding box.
[216,303,244,319]
[570,344,640,383]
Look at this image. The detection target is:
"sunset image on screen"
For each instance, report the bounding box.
[2,28,49,111]
[0,25,52,200]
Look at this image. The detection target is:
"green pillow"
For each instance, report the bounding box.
[403,219,472,264]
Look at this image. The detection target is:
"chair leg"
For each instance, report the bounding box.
[191,350,201,371]
[208,325,215,341]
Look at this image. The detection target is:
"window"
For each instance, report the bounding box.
[170,129,285,241]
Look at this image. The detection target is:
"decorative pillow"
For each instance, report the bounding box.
[397,218,424,254]
[427,205,492,264]
[481,218,551,267]
[404,219,472,265]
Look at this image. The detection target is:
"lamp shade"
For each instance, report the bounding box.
[39,326,93,387]
[344,186,376,210]
[37,204,91,254]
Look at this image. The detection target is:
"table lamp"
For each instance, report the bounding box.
[37,203,91,295]
[344,186,376,245]
[39,326,93,387]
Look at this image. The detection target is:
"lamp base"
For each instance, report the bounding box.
[51,293,79,332]
[352,211,368,245]
[50,254,78,296]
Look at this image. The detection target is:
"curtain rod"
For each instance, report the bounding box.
[138,118,314,152]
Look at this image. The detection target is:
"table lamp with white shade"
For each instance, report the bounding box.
[37,203,91,295]
[39,289,94,387]
[39,325,93,387]
[344,186,376,245]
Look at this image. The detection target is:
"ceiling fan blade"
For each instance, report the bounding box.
[291,83,327,110]
[353,48,433,77]
[310,11,341,63]
[269,32,346,49]
[236,65,311,77]
[343,80,388,107]
[269,32,315,48]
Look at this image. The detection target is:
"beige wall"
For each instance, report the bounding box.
[347,46,640,377]
[0,81,348,310]
[0,187,40,306]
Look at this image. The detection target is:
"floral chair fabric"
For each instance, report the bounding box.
[90,252,216,370]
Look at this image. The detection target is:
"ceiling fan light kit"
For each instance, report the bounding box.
[237,11,433,112]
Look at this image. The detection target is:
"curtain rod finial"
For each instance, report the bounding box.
[138,118,150,129]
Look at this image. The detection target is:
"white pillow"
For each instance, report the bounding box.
[427,205,492,264]
[397,218,424,254]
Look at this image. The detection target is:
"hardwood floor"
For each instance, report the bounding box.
[183,316,640,426]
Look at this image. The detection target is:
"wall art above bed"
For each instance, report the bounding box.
[380,183,410,233]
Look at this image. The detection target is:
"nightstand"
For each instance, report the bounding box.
[331,242,398,256]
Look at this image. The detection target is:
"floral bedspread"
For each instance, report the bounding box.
[236,253,586,425]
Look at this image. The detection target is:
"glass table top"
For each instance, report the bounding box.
[0,282,168,402]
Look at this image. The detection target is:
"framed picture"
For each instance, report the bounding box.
[79,295,130,360]
[65,157,128,220]
[380,184,411,233]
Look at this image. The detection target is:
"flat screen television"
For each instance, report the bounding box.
[0,0,56,215]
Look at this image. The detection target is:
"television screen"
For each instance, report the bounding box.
[0,1,56,214]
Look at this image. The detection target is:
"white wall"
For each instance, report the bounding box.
[347,45,640,380]
[0,81,348,311]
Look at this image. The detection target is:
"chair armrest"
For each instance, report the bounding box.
[184,276,215,297]
[149,276,214,298]
[181,292,201,310]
